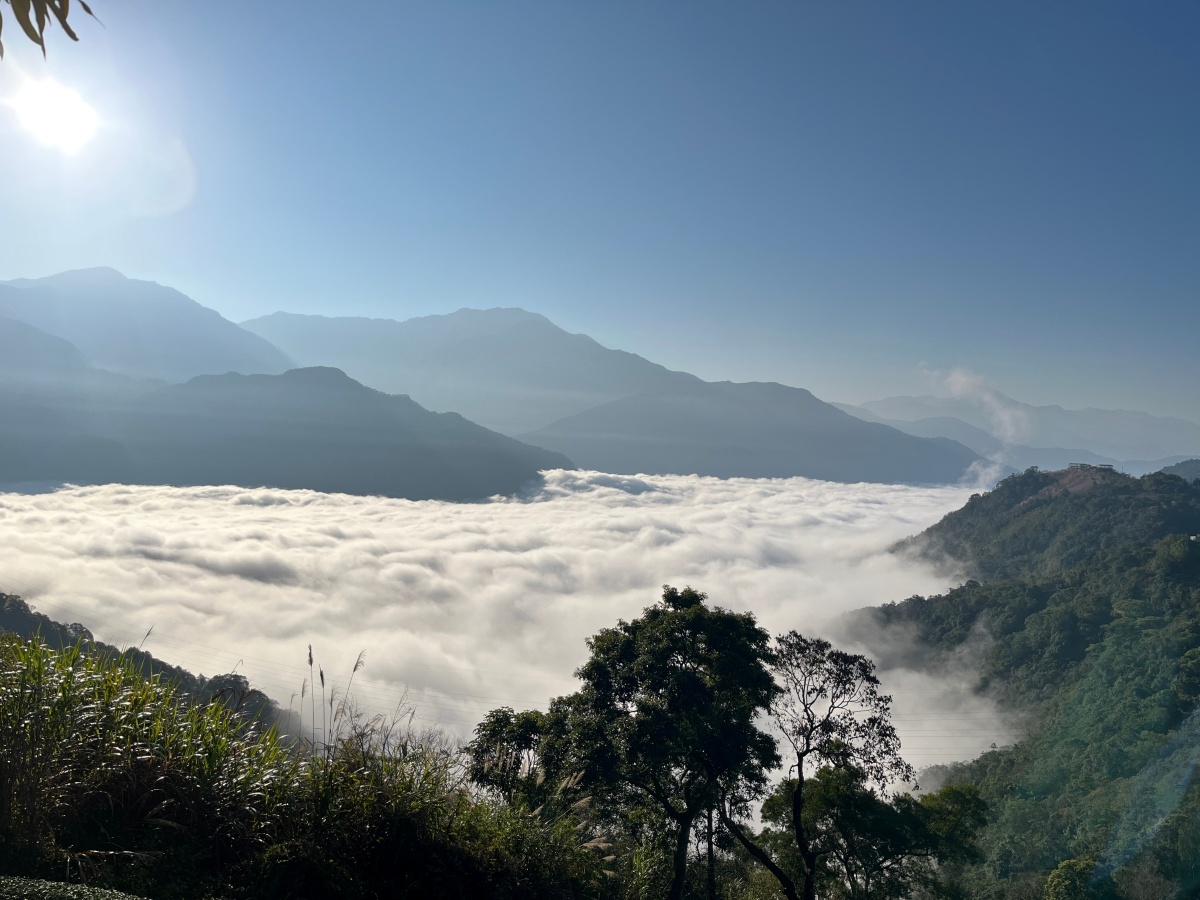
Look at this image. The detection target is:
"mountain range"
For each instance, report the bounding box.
[2,267,1196,494]
[0,363,567,501]
[0,268,291,383]
[241,307,988,483]
[836,393,1200,471]
[240,308,698,437]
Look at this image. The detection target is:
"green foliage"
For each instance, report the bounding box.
[0,592,294,734]
[0,635,294,895]
[898,469,1200,582]
[871,470,1200,897]
[1042,858,1117,900]
[465,706,564,807]
[753,767,985,900]
[549,585,780,900]
[0,635,607,899]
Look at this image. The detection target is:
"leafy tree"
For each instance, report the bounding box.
[0,0,95,58]
[735,765,985,900]
[556,585,779,900]
[720,633,914,900]
[1042,858,1117,900]
[464,705,572,808]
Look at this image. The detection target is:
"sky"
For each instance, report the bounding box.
[0,2,1197,419]
[0,472,1011,767]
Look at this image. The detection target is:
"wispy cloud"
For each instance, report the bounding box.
[0,471,1005,764]
[925,365,1033,445]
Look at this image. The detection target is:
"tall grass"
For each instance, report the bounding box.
[0,635,609,899]
[0,634,293,890]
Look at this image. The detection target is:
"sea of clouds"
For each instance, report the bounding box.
[0,470,1013,766]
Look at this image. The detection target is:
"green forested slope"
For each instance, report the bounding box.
[897,467,1200,580]
[868,469,1200,897]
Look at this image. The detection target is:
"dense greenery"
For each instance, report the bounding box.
[0,635,606,899]
[1,593,977,900]
[868,468,1200,897]
[468,587,986,900]
[896,468,1200,581]
[1162,459,1200,483]
[0,592,290,733]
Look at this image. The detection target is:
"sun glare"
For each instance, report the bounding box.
[9,78,100,154]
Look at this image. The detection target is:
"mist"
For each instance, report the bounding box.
[0,470,1010,766]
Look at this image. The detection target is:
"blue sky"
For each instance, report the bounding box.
[0,2,1196,419]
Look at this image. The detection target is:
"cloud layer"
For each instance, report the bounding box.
[0,471,1009,765]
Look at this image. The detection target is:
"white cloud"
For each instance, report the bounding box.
[940,366,1032,445]
[0,471,1009,765]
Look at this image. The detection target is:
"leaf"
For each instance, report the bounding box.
[10,0,46,48]
[48,0,80,42]
[34,0,48,40]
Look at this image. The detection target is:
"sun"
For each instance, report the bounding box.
[8,78,100,154]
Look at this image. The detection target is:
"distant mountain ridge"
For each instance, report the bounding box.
[849,393,1200,462]
[0,366,571,501]
[520,379,987,484]
[0,268,293,383]
[1162,459,1200,482]
[243,308,988,485]
[833,403,1189,475]
[242,308,699,436]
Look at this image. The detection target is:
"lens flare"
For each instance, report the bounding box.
[8,78,100,154]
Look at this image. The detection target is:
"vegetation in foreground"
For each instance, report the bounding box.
[0,635,602,899]
[0,589,981,899]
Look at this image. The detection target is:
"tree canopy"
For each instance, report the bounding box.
[554,585,780,900]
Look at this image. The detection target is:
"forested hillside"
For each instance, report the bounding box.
[1162,459,1200,483]
[861,468,1200,897]
[896,467,1200,580]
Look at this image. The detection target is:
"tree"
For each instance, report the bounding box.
[557,585,780,900]
[719,632,915,900]
[1042,858,1117,900]
[0,0,95,58]
[755,765,986,899]
[464,705,567,807]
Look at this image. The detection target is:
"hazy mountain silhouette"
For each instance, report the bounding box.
[855,394,1200,462]
[830,404,1157,473]
[106,367,572,500]
[0,269,292,383]
[0,317,154,488]
[519,380,986,484]
[0,395,134,487]
[0,316,90,378]
[241,308,699,435]
[1162,459,1200,482]
[244,308,992,484]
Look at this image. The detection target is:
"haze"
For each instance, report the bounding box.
[1,3,1196,421]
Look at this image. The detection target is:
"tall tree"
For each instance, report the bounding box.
[557,585,779,900]
[719,633,914,900]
